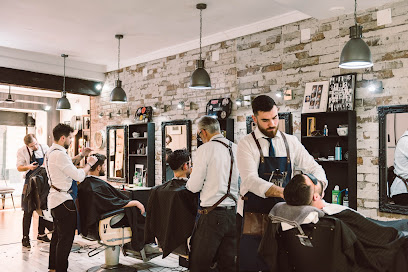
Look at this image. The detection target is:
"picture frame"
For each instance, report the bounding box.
[83,116,91,130]
[328,73,356,112]
[302,81,329,113]
[306,117,316,136]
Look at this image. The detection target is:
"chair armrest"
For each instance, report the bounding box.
[100,208,125,220]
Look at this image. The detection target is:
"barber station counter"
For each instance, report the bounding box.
[113,184,152,207]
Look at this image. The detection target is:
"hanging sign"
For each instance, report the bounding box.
[206,98,232,119]
[135,106,153,122]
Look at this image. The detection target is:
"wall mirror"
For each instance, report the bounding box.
[379,105,408,215]
[106,125,128,183]
[162,120,192,183]
[246,112,293,134]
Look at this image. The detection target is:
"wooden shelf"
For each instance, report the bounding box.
[129,154,147,157]
[302,135,347,139]
[129,137,147,140]
[316,160,348,164]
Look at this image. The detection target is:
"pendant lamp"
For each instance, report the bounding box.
[110,34,127,103]
[5,86,15,103]
[339,0,373,69]
[190,3,212,89]
[56,54,71,110]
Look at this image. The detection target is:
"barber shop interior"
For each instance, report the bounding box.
[2,1,408,271]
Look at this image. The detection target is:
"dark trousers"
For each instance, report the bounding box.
[23,210,53,237]
[49,200,77,272]
[190,209,237,272]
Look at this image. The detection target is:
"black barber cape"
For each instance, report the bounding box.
[26,167,50,214]
[78,176,145,251]
[145,178,198,258]
[259,208,408,272]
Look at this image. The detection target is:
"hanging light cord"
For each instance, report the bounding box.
[354,0,357,25]
[63,55,66,96]
[199,7,203,61]
[117,37,121,80]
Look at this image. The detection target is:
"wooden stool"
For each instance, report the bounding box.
[0,187,15,209]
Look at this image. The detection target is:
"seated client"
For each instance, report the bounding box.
[264,173,408,272]
[78,153,145,250]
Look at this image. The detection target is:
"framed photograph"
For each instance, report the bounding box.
[306,117,316,136]
[328,73,356,111]
[83,116,91,130]
[302,81,329,113]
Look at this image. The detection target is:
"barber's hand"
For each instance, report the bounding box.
[81,147,93,157]
[28,162,39,171]
[87,155,98,167]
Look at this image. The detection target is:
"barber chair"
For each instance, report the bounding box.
[86,209,161,272]
[275,218,338,272]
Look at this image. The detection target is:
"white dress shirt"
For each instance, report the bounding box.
[16,144,49,179]
[186,134,239,208]
[45,143,86,210]
[236,127,327,215]
[391,131,408,197]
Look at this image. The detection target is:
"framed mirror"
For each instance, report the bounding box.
[162,120,192,183]
[379,105,408,215]
[246,112,293,134]
[106,125,128,183]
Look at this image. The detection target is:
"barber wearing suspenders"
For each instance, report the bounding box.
[236,95,328,271]
[17,133,52,248]
[186,116,240,272]
[45,123,97,272]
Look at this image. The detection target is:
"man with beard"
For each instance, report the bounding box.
[186,116,240,272]
[236,95,327,271]
[45,123,98,272]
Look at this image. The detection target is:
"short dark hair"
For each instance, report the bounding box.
[165,148,173,156]
[251,95,277,115]
[284,174,313,206]
[53,123,74,141]
[90,153,106,171]
[167,149,190,171]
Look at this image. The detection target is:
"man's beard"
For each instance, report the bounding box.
[99,170,105,176]
[64,144,70,149]
[257,121,279,138]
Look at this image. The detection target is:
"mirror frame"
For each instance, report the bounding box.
[378,104,408,215]
[246,112,293,135]
[161,120,192,183]
[106,125,128,183]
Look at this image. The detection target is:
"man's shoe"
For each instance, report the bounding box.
[22,236,31,248]
[37,234,51,243]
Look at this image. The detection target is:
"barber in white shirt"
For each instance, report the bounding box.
[186,116,239,272]
[391,130,408,204]
[236,95,327,271]
[17,134,52,248]
[45,123,97,272]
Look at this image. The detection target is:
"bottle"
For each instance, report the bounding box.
[323,125,328,136]
[332,185,341,204]
[335,142,342,161]
[133,171,139,185]
[343,188,349,207]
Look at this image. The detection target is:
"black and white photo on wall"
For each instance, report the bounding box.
[328,73,356,112]
[302,81,329,113]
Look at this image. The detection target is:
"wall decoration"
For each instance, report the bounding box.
[302,81,329,113]
[328,73,356,112]
[135,106,153,122]
[83,116,90,130]
[206,98,232,119]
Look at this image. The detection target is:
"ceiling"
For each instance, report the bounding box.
[1,0,397,78]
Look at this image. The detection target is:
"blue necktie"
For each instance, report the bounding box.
[266,138,276,157]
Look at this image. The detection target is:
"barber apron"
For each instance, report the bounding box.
[21,146,44,211]
[239,132,292,271]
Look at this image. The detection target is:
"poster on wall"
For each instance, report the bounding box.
[328,73,356,112]
[302,81,329,113]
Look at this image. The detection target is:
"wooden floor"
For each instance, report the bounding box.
[0,208,188,272]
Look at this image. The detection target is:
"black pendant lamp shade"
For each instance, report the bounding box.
[110,34,127,103]
[56,54,71,110]
[339,0,373,69]
[5,86,15,103]
[190,3,212,89]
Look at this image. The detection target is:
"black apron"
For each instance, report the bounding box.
[22,145,45,211]
[239,132,292,271]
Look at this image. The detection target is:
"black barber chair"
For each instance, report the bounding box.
[276,218,339,272]
[85,209,161,272]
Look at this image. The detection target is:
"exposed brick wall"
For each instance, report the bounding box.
[91,0,408,219]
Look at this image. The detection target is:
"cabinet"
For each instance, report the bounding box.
[128,123,155,187]
[301,111,357,209]
[197,118,234,147]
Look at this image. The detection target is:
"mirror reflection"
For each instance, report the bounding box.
[107,125,127,182]
[162,120,192,183]
[386,112,408,205]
